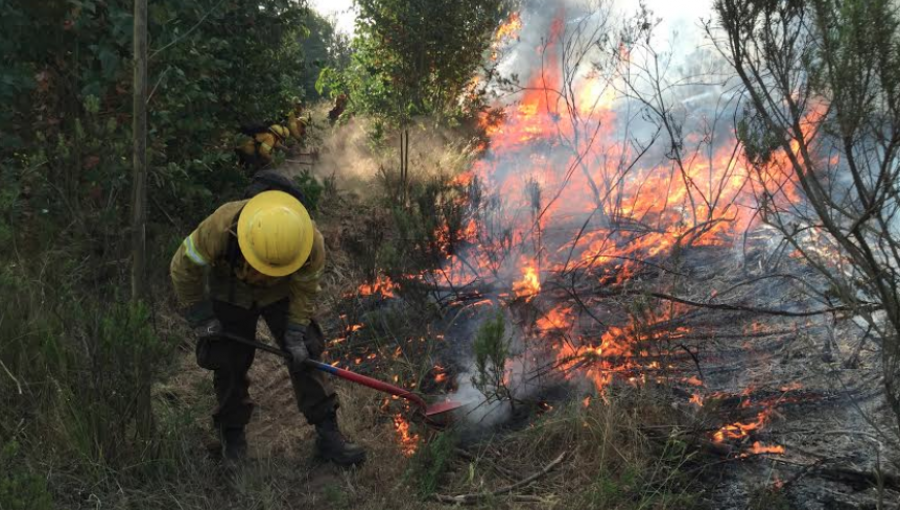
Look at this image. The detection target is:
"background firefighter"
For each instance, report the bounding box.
[169,190,366,466]
[235,124,292,168]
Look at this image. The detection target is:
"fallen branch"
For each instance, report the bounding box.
[433,450,568,505]
[646,292,873,318]
[0,351,23,395]
[818,466,900,491]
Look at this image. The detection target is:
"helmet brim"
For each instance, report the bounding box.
[237,190,314,277]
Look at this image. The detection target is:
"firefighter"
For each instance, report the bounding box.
[236,124,291,167]
[328,93,348,123]
[170,190,366,466]
[287,110,309,142]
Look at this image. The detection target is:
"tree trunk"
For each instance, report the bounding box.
[403,127,410,206]
[131,0,148,302]
[130,0,154,445]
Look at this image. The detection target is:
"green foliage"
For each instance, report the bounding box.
[322,483,351,507]
[0,441,53,510]
[736,113,783,166]
[61,301,170,467]
[472,312,510,401]
[405,431,458,498]
[0,0,315,256]
[0,263,176,477]
[294,169,325,213]
[582,466,640,508]
[301,11,351,99]
[320,0,506,125]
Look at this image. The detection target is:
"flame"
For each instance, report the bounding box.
[780,382,803,392]
[358,274,396,298]
[536,305,575,331]
[746,442,785,455]
[512,262,541,300]
[437,13,809,294]
[393,414,419,457]
[683,376,704,387]
[495,12,522,42]
[713,407,775,443]
[434,364,448,383]
[405,14,832,456]
[489,12,523,61]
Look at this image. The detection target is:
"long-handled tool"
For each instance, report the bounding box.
[221,333,464,427]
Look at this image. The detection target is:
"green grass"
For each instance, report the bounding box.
[404,430,458,498]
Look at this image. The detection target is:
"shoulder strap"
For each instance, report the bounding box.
[226,210,242,302]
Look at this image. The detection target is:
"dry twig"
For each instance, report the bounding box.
[433,450,568,505]
[0,352,23,395]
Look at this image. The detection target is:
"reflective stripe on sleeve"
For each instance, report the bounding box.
[183,234,208,266]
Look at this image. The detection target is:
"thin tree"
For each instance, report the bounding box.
[712,0,900,440]
[131,0,148,301]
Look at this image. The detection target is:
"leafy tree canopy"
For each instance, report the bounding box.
[0,0,318,251]
[318,0,507,126]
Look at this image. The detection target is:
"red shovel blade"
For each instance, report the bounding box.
[424,398,466,417]
[420,398,467,428]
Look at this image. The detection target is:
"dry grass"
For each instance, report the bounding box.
[29,322,702,510]
[416,385,704,510]
[81,361,701,510]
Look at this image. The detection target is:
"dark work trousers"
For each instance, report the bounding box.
[196,299,338,430]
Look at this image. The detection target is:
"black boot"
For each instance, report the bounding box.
[221,426,248,461]
[315,413,366,467]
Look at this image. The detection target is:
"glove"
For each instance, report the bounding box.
[184,301,222,341]
[283,322,310,373]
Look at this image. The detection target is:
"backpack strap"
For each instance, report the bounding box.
[226,210,242,303]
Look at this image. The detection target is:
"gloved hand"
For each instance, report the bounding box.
[283,322,310,373]
[184,301,222,340]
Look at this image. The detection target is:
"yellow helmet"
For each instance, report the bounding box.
[269,124,290,140]
[237,190,314,277]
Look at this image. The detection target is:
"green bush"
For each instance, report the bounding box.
[0,0,315,252]
[294,169,325,213]
[0,441,53,510]
[472,312,510,402]
[405,431,458,498]
[0,264,176,479]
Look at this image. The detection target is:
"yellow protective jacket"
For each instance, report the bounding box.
[236,126,287,163]
[169,199,325,325]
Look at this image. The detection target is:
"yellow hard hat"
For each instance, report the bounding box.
[237,190,314,277]
[269,124,289,140]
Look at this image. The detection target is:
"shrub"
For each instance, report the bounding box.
[405,431,458,498]
[294,169,325,213]
[472,312,511,403]
[0,441,53,510]
[0,264,176,480]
